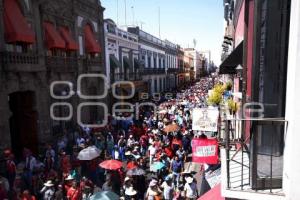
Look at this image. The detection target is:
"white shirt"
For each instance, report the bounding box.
[25,156,37,171]
[40,187,54,200]
[148,145,156,156]
[114,150,120,160]
[184,182,197,198]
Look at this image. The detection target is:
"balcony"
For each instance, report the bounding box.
[221,119,286,200]
[178,67,186,73]
[0,51,42,72]
[141,68,165,75]
[167,68,178,73]
[46,56,78,72]
[111,72,142,82]
[83,57,102,72]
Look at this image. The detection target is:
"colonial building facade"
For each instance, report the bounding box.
[104,19,146,102]
[0,0,106,156]
[127,27,167,95]
[165,40,177,90]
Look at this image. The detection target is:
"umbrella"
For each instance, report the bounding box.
[127,161,138,170]
[90,191,119,200]
[158,109,168,114]
[77,146,100,160]
[126,168,146,176]
[99,160,122,170]
[151,162,166,171]
[163,124,180,133]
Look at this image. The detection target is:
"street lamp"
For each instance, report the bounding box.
[236,64,243,78]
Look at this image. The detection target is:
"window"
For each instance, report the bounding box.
[79,36,83,55]
[148,56,151,68]
[160,79,163,92]
[6,42,32,53]
[154,57,157,68]
[158,58,161,68]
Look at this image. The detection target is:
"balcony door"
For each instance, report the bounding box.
[9,91,38,158]
[250,0,291,190]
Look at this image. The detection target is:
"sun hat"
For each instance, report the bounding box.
[124,177,131,183]
[44,180,54,187]
[185,177,194,184]
[65,175,74,181]
[125,187,137,196]
[165,174,173,181]
[149,180,158,187]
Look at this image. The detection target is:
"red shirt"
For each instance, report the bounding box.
[21,195,36,200]
[0,187,8,200]
[67,187,81,200]
[6,160,16,174]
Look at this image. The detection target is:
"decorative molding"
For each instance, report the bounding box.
[41,0,73,22]
[77,16,84,27]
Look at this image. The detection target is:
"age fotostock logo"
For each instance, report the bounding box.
[50,74,158,128]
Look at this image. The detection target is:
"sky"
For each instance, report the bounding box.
[100,0,224,65]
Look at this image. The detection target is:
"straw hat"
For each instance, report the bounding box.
[65,175,74,181]
[44,180,54,187]
[125,187,137,196]
[185,177,194,184]
[149,180,158,187]
[124,177,131,183]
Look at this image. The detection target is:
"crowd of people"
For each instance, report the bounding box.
[0,78,219,200]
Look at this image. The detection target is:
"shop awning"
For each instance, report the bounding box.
[84,25,101,53]
[44,22,65,49]
[219,41,243,74]
[198,184,225,200]
[110,55,120,68]
[123,56,132,69]
[3,0,35,43]
[59,26,78,51]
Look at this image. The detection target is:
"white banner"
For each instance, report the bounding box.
[192,108,219,132]
[205,168,221,188]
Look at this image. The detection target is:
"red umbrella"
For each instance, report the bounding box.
[99,160,123,170]
[163,124,180,133]
[126,161,138,170]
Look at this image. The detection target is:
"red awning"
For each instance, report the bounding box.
[44,22,66,49]
[3,0,35,43]
[198,184,225,200]
[59,26,79,51]
[84,25,101,53]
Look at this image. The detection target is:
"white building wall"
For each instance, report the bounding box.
[139,43,166,94]
[283,0,300,199]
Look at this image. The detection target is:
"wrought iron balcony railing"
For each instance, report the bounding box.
[167,68,178,73]
[45,56,78,71]
[111,72,142,82]
[1,51,39,65]
[221,118,287,199]
[141,68,165,75]
[83,57,102,66]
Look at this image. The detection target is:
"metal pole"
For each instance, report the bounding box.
[225,119,230,189]
[131,6,135,26]
[158,6,161,39]
[117,0,119,26]
[124,0,127,27]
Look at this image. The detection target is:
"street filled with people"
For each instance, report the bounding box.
[0,78,222,200]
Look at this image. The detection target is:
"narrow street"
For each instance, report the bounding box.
[1,0,300,200]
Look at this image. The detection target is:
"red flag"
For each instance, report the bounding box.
[192,138,218,164]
